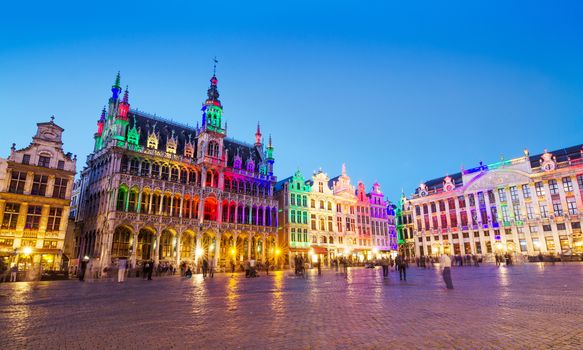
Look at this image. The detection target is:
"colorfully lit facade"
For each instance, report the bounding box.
[0,118,76,275]
[406,145,583,259]
[275,165,395,266]
[74,71,278,273]
[395,194,415,258]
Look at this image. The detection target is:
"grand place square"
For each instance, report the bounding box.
[1,2,583,349]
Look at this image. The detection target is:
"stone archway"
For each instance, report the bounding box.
[137,227,157,261]
[111,225,133,259]
[159,228,177,262]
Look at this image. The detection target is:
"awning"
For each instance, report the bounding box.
[289,248,310,253]
[312,247,328,254]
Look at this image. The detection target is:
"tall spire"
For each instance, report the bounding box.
[255,122,262,146]
[118,85,130,120]
[201,57,225,133]
[342,163,347,176]
[111,71,122,101]
[122,85,129,103]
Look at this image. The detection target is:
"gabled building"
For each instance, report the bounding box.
[0,118,76,277]
[276,165,396,267]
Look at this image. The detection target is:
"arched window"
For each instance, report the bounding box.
[128,187,139,212]
[111,226,131,257]
[151,163,160,178]
[161,165,169,180]
[327,202,332,211]
[203,197,218,221]
[116,186,128,211]
[170,167,179,182]
[130,158,140,175]
[141,161,150,177]
[140,190,150,213]
[151,192,161,214]
[208,141,219,157]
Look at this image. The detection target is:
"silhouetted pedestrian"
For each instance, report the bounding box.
[441,254,454,289]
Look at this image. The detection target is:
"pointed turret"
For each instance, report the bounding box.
[118,86,130,120]
[111,71,122,101]
[200,59,225,133]
[97,107,106,136]
[266,134,274,176]
[255,122,262,147]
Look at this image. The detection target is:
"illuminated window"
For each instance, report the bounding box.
[147,134,158,149]
[25,205,42,230]
[522,184,531,199]
[38,155,51,167]
[548,180,559,195]
[562,177,573,192]
[535,182,545,197]
[31,174,49,196]
[9,171,27,194]
[1,203,20,229]
[498,188,507,202]
[47,208,62,231]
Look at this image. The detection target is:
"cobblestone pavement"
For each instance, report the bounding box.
[1,263,583,350]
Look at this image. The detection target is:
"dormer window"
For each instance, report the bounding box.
[234,156,242,169]
[246,159,255,172]
[166,140,176,154]
[147,134,158,149]
[38,155,51,168]
[184,144,193,158]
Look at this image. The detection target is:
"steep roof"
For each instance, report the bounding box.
[128,109,264,171]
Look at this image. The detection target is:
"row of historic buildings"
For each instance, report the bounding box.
[275,166,397,267]
[396,145,583,260]
[2,69,582,277]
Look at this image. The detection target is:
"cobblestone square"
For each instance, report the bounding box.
[1,263,583,349]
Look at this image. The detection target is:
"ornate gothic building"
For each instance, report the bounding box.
[74,72,278,272]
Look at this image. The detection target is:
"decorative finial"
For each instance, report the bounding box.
[213,56,218,76]
[342,163,346,176]
[268,134,272,148]
[114,71,121,87]
[11,143,16,150]
[50,115,55,122]
[122,86,129,103]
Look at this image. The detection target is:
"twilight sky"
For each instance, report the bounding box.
[1,1,582,202]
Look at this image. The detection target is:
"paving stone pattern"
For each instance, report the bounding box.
[1,263,583,349]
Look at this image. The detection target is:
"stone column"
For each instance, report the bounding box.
[170,196,174,217]
[261,234,266,263]
[247,234,252,259]
[175,232,181,266]
[214,233,221,268]
[179,196,184,218]
[195,233,202,271]
[137,191,142,213]
[154,232,161,266]
[130,233,138,268]
[146,192,152,214]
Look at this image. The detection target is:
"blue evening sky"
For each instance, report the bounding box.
[1,1,582,202]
